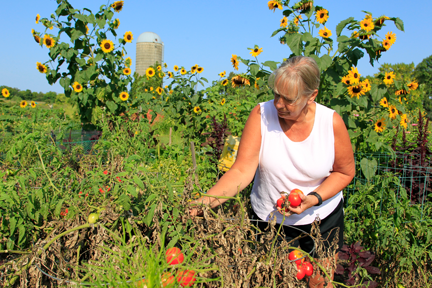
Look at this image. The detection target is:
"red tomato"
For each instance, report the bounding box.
[303,262,313,276]
[161,272,175,287]
[276,196,289,212]
[290,188,304,196]
[176,270,196,287]
[288,192,302,207]
[165,247,184,265]
[296,265,306,280]
[288,250,304,266]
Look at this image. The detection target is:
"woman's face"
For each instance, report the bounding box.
[273,88,309,120]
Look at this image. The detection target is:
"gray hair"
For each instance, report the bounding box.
[268,56,320,101]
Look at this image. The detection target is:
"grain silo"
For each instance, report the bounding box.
[135,32,164,76]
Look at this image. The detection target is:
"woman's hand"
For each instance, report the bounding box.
[189,206,203,217]
[277,193,319,217]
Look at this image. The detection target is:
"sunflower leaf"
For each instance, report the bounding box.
[106,100,118,113]
[262,61,279,72]
[249,64,260,76]
[60,77,71,89]
[282,9,293,17]
[271,28,286,38]
[319,55,332,72]
[370,84,387,102]
[285,33,302,56]
[336,17,354,37]
[392,17,404,32]
[337,36,350,53]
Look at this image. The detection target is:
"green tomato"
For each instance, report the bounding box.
[88,213,99,224]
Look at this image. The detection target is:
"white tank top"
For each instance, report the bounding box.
[250,100,343,225]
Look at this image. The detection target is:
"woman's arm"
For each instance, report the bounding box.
[288,111,355,214]
[190,104,262,214]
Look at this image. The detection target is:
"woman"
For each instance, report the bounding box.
[190,56,355,287]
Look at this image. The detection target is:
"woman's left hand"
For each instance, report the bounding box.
[287,193,319,215]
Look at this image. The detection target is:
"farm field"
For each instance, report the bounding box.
[1,0,432,287]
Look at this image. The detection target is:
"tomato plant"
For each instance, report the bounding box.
[166,247,184,265]
[176,270,196,287]
[288,250,304,266]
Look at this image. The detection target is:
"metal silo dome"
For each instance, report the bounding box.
[135,32,164,76]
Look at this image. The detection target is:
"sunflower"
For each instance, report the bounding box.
[255,77,260,89]
[20,100,28,108]
[250,47,263,57]
[113,19,120,29]
[124,31,133,43]
[123,68,131,75]
[220,98,226,105]
[191,65,197,73]
[232,75,250,88]
[382,39,391,50]
[155,87,163,95]
[361,79,371,92]
[146,67,155,77]
[36,62,47,73]
[351,31,359,39]
[111,1,124,12]
[193,106,202,114]
[36,14,40,24]
[43,35,55,48]
[119,91,129,101]
[100,39,114,53]
[359,33,371,40]
[157,65,162,71]
[125,57,132,67]
[150,87,154,91]
[197,67,204,73]
[34,34,41,44]
[383,71,396,85]
[85,25,89,34]
[374,118,386,133]
[408,81,418,90]
[164,63,168,68]
[379,97,388,107]
[268,1,282,12]
[316,9,329,24]
[280,16,288,28]
[395,89,408,96]
[348,67,361,84]
[293,15,302,26]
[385,31,396,45]
[341,75,352,86]
[31,101,36,108]
[231,54,239,70]
[388,105,398,119]
[2,88,10,98]
[221,79,229,86]
[180,68,187,75]
[159,72,165,78]
[360,18,374,32]
[318,27,332,38]
[348,85,366,99]
[400,114,408,129]
[174,65,179,71]
[168,71,173,78]
[219,71,226,78]
[375,16,389,26]
[72,82,83,93]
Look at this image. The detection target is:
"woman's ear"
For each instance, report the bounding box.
[308,89,318,103]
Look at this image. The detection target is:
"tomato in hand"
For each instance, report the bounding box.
[290,188,304,196]
[165,247,184,265]
[276,196,289,212]
[288,192,302,207]
[176,270,196,287]
[288,249,304,266]
[296,264,306,280]
[303,262,313,276]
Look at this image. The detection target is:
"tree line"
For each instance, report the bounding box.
[0,85,71,105]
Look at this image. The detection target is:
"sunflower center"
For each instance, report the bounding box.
[38,66,44,72]
[77,85,81,90]
[354,73,358,78]
[377,122,382,127]
[104,43,111,49]
[320,13,324,18]
[46,39,52,46]
[127,35,131,40]
[254,49,258,52]
[353,86,362,93]
[392,109,395,113]
[323,32,328,37]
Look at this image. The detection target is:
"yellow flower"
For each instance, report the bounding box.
[191,64,198,73]
[156,87,163,95]
[100,39,114,53]
[20,100,27,108]
[221,98,226,105]
[351,31,359,39]
[385,31,396,45]
[157,65,162,71]
[73,82,83,93]
[145,89,148,92]
[347,85,366,99]
[34,34,41,44]
[388,105,398,119]
[348,67,361,84]
[382,39,391,50]
[120,91,129,101]
[43,35,55,48]
[36,62,47,73]
[2,88,10,98]
[150,87,154,91]
[197,67,204,73]
[31,101,36,108]
[168,71,173,78]
[360,18,374,32]
[180,68,187,75]
[395,89,408,96]
[318,27,332,38]
[408,82,418,90]
[219,71,226,78]
[374,118,386,133]
[174,65,179,71]
[293,15,302,26]
[123,68,131,75]
[315,9,329,24]
[125,57,132,67]
[375,16,390,27]
[231,54,239,70]
[232,75,250,88]
[379,97,388,107]
[400,114,408,129]
[146,67,155,77]
[164,63,168,68]
[268,1,282,12]
[221,79,229,86]
[383,72,395,85]
[36,14,40,24]
[255,77,260,89]
[250,47,263,57]
[124,31,133,43]
[361,79,371,92]
[193,106,202,113]
[165,97,169,102]
[280,16,288,28]
[341,75,353,86]
[85,25,89,34]
[113,19,120,29]
[169,90,173,94]
[111,1,124,12]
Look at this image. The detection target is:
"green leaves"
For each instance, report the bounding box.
[284,33,302,56]
[391,17,405,32]
[336,17,354,37]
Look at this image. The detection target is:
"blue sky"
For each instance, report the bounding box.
[1,0,430,94]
